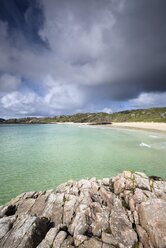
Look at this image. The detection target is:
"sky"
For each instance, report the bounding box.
[0,0,166,118]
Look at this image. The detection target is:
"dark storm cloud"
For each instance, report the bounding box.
[94,68,166,101]
[0,0,166,117]
[0,0,44,44]
[37,0,166,100]
[102,0,166,99]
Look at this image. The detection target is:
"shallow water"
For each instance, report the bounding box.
[0,124,166,205]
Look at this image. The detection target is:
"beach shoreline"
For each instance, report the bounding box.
[110,122,166,132]
[55,121,166,132]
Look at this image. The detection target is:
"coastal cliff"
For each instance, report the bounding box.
[0,171,166,248]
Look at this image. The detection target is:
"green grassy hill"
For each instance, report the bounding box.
[1,107,166,124]
[110,107,166,122]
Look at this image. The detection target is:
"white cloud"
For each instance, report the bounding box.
[0,91,43,117]
[44,76,85,110]
[0,75,86,117]
[129,92,166,108]
[102,107,113,114]
[1,91,37,113]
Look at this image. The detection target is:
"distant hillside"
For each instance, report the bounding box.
[0,118,5,123]
[1,107,166,124]
[110,107,166,122]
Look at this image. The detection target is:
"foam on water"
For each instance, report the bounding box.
[139,143,151,148]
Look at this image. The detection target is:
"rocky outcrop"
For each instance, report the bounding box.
[0,171,166,248]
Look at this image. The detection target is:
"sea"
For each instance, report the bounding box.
[0,124,166,205]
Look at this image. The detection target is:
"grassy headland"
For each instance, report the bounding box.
[0,107,166,124]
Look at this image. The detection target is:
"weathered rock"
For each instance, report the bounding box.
[102,244,115,248]
[110,198,138,247]
[0,215,51,248]
[78,237,102,248]
[113,176,125,194]
[138,198,166,248]
[101,232,118,246]
[102,178,110,186]
[63,194,77,225]
[91,202,110,237]
[134,174,151,191]
[52,230,67,248]
[61,235,74,248]
[0,216,16,239]
[136,225,149,248]
[0,171,165,248]
[99,186,114,207]
[37,227,59,248]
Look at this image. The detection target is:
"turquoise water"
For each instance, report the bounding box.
[0,124,166,205]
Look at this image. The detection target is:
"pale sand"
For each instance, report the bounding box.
[111,122,166,132]
[52,121,166,132]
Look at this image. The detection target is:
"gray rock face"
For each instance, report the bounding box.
[0,171,166,248]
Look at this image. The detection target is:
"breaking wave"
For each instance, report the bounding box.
[139,143,151,148]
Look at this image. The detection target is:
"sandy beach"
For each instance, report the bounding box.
[111,122,166,132]
[55,121,166,132]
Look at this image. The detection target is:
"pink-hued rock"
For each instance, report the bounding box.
[0,171,165,248]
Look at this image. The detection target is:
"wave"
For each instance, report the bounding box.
[139,142,151,148]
